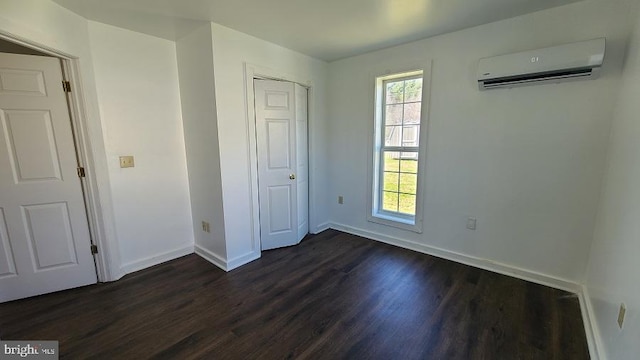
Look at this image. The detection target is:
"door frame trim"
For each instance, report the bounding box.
[0,32,118,282]
[243,63,315,253]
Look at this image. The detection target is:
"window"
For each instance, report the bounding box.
[370,69,427,231]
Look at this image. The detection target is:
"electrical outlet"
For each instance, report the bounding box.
[119,156,135,168]
[618,303,626,329]
[338,196,344,205]
[466,217,477,230]
[201,221,210,233]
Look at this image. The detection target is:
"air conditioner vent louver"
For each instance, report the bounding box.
[477,38,605,90]
[482,68,594,89]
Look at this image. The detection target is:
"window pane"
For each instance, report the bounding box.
[385,81,404,104]
[383,152,400,172]
[383,172,399,192]
[385,104,403,125]
[403,102,421,125]
[382,191,399,212]
[399,173,417,195]
[404,78,422,102]
[402,125,419,146]
[398,194,417,215]
[400,158,418,174]
[384,126,402,146]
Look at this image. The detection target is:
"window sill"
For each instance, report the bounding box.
[368,212,423,233]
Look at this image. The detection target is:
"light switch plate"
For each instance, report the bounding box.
[119,156,134,168]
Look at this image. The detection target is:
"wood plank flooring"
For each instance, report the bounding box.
[0,230,589,359]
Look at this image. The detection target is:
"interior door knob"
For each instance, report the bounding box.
[289,174,296,180]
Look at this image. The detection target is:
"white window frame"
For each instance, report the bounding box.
[367,62,431,233]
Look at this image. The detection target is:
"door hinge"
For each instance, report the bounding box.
[77,167,86,178]
[90,244,98,254]
[62,80,71,93]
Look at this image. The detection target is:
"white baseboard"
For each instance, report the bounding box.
[195,246,261,272]
[120,244,194,275]
[578,286,604,360]
[329,222,580,293]
[109,270,126,282]
[195,244,227,271]
[227,251,261,271]
[312,222,330,234]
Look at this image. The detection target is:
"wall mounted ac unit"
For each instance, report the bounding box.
[477,38,605,90]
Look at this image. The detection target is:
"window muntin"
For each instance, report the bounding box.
[376,74,423,221]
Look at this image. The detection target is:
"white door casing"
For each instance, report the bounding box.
[294,83,309,241]
[0,52,96,302]
[255,79,308,250]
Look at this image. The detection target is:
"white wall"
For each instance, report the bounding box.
[0,0,121,280]
[87,21,194,273]
[327,0,636,284]
[176,23,227,265]
[210,23,329,266]
[585,4,640,359]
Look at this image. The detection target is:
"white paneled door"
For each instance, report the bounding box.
[254,79,308,250]
[0,53,96,303]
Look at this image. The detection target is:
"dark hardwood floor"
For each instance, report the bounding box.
[0,230,589,359]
